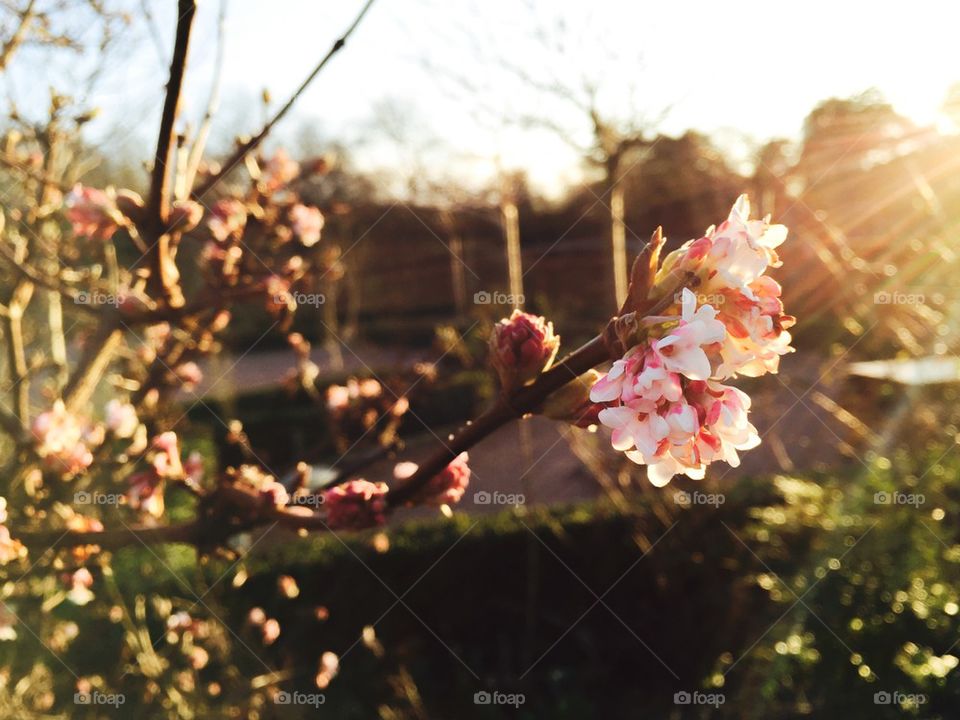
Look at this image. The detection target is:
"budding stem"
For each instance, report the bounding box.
[387,334,609,507]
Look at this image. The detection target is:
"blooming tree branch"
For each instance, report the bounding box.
[11,196,794,555]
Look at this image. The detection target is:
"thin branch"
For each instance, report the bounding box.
[182,0,227,196]
[61,320,124,414]
[145,0,197,308]
[0,0,37,72]
[16,519,203,551]
[4,280,33,427]
[146,0,196,221]
[193,0,377,198]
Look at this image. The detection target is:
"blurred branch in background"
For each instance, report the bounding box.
[193,0,377,198]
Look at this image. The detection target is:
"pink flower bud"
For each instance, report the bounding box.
[262,148,300,192]
[426,452,470,505]
[207,199,247,242]
[151,431,183,479]
[394,453,471,506]
[489,310,560,390]
[31,400,95,476]
[175,361,203,388]
[184,451,204,484]
[128,470,164,518]
[105,399,138,438]
[65,184,122,240]
[289,203,324,247]
[322,479,388,530]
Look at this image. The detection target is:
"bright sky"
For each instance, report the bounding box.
[12,0,960,195]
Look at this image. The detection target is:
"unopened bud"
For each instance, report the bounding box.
[489,310,560,391]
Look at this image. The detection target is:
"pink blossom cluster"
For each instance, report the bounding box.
[262,148,301,192]
[105,399,138,438]
[207,198,248,242]
[65,185,123,240]
[318,454,474,531]
[31,401,101,476]
[289,203,324,247]
[654,195,795,379]
[127,432,187,518]
[592,197,792,486]
[0,498,24,565]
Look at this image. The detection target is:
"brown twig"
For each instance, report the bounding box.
[145,0,197,308]
[147,0,196,223]
[16,519,203,552]
[0,0,37,72]
[61,319,124,414]
[386,334,609,507]
[4,281,33,428]
[192,0,377,199]
[182,0,227,196]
